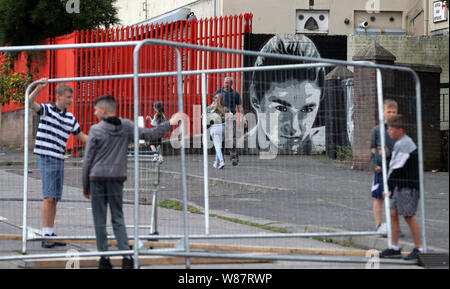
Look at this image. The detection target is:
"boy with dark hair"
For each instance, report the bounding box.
[379,114,423,261]
[370,99,398,234]
[82,94,183,269]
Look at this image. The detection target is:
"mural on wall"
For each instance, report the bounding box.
[242,34,349,156]
[245,34,326,155]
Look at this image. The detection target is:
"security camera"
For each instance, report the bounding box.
[359,21,369,28]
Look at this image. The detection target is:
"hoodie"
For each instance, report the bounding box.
[387,134,419,194]
[82,116,171,190]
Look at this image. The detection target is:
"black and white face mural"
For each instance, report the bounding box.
[246,34,326,155]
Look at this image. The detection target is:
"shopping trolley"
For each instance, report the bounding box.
[123,150,161,235]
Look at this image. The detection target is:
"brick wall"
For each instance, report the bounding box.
[347,35,448,85]
[348,35,449,133]
[352,53,442,171]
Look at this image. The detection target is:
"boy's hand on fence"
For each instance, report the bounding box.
[35,78,49,92]
[377,146,390,157]
[83,189,90,200]
[382,191,392,198]
[169,112,184,125]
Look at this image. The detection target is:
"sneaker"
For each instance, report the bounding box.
[379,248,402,259]
[51,233,66,247]
[213,161,219,169]
[98,257,113,269]
[122,256,134,269]
[376,223,387,235]
[158,155,164,163]
[41,234,55,248]
[404,248,422,261]
[218,161,225,169]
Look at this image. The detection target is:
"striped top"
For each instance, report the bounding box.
[33,103,81,159]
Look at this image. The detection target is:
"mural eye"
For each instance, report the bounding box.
[300,105,315,113]
[276,105,288,112]
[298,14,304,21]
[319,15,325,21]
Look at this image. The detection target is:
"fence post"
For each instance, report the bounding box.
[201,73,210,235]
[376,68,393,249]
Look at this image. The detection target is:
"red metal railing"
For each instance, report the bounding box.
[1,13,253,154]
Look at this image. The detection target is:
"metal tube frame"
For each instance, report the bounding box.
[0,38,425,267]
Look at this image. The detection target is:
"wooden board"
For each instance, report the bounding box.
[19,253,270,269]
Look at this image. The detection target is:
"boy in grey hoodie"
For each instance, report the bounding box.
[82,94,183,269]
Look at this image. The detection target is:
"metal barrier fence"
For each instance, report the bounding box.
[0,39,426,268]
[0,14,253,158]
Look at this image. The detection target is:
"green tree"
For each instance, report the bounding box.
[0,0,120,46]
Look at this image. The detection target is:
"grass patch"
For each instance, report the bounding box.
[158,199,288,233]
[158,199,203,215]
[312,237,367,250]
[210,214,288,234]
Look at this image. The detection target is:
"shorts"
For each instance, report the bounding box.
[371,172,384,199]
[38,155,64,201]
[390,187,419,217]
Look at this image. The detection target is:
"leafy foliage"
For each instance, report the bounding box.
[0,0,120,46]
[0,54,33,106]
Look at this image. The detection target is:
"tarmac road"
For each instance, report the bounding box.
[1,147,448,254]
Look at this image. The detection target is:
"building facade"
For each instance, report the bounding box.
[115,0,449,36]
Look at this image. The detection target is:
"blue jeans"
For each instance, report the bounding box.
[38,155,64,201]
[210,124,225,164]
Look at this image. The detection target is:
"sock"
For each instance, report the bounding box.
[43,227,54,236]
[417,248,424,252]
[391,245,400,251]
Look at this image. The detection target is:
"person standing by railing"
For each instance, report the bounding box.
[29,78,88,248]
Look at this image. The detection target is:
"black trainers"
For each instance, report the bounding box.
[98,257,113,269]
[404,248,422,261]
[51,233,66,247]
[41,234,55,248]
[122,256,134,269]
[379,248,402,259]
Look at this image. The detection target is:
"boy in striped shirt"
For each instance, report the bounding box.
[29,78,88,248]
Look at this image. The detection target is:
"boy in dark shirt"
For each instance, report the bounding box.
[370,99,397,233]
[379,115,423,261]
[82,95,183,269]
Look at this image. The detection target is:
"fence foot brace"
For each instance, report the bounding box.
[2,234,371,257]
[18,253,270,269]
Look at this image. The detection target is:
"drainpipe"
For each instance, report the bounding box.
[424,0,429,35]
[145,0,148,20]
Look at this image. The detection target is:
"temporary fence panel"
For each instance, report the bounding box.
[131,38,428,263]
[0,38,427,269]
[1,14,252,158]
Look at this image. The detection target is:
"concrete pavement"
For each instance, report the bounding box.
[0,145,447,269]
